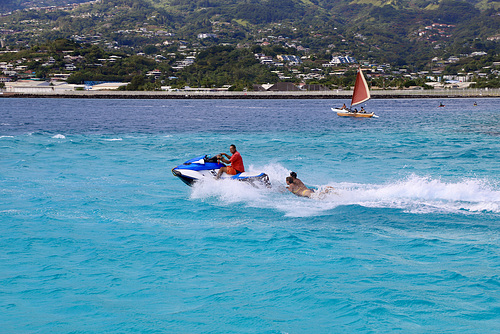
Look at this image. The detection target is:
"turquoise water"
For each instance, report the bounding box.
[1,98,499,332]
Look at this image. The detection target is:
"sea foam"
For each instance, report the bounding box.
[190,169,500,216]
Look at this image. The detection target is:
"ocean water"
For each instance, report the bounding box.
[1,97,499,332]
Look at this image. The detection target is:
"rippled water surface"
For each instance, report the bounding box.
[1,98,499,332]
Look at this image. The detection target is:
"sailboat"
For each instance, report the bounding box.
[332,68,376,118]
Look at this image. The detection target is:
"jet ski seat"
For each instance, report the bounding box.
[204,155,219,163]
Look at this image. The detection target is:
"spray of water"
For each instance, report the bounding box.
[190,163,500,217]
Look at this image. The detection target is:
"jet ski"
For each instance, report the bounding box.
[172,155,271,187]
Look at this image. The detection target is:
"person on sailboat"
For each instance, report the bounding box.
[341,103,347,110]
[360,106,366,113]
[216,144,245,179]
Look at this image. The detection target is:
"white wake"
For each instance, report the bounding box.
[189,164,500,217]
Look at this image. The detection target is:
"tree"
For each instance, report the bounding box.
[143,45,159,55]
[125,75,145,90]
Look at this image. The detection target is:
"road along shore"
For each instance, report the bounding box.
[1,88,499,99]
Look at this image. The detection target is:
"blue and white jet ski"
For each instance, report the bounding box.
[172,155,271,187]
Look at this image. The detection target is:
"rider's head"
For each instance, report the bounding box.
[290,171,297,179]
[230,144,236,153]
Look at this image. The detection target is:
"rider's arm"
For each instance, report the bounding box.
[218,153,230,164]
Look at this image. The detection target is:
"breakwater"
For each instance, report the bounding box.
[1,88,499,99]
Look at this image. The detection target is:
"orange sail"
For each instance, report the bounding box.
[351,68,371,107]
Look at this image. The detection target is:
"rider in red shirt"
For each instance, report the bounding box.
[216,144,245,179]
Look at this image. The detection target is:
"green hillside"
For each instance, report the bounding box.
[1,0,499,74]
[0,0,90,12]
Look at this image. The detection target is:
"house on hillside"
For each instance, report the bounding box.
[65,64,76,71]
[255,53,274,65]
[198,33,217,39]
[329,55,356,65]
[268,82,300,91]
[277,55,302,65]
[147,69,162,79]
[172,56,196,70]
[470,51,487,57]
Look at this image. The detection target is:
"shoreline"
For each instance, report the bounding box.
[1,88,499,99]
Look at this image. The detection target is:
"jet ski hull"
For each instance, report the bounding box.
[172,155,271,187]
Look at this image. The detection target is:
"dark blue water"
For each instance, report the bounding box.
[1,98,499,332]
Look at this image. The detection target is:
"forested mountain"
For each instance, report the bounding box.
[3,0,495,12]
[1,0,499,71]
[0,0,89,12]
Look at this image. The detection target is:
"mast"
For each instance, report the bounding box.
[350,68,371,107]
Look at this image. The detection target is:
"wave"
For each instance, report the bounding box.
[52,134,66,139]
[327,175,500,215]
[189,165,500,217]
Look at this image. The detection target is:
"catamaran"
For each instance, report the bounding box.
[332,68,377,118]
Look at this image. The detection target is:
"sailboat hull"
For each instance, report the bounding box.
[332,108,375,118]
[333,68,376,118]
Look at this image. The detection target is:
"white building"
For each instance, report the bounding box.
[328,55,356,65]
[197,33,217,39]
[277,55,302,65]
[5,80,78,93]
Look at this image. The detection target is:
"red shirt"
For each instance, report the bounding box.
[229,151,245,172]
